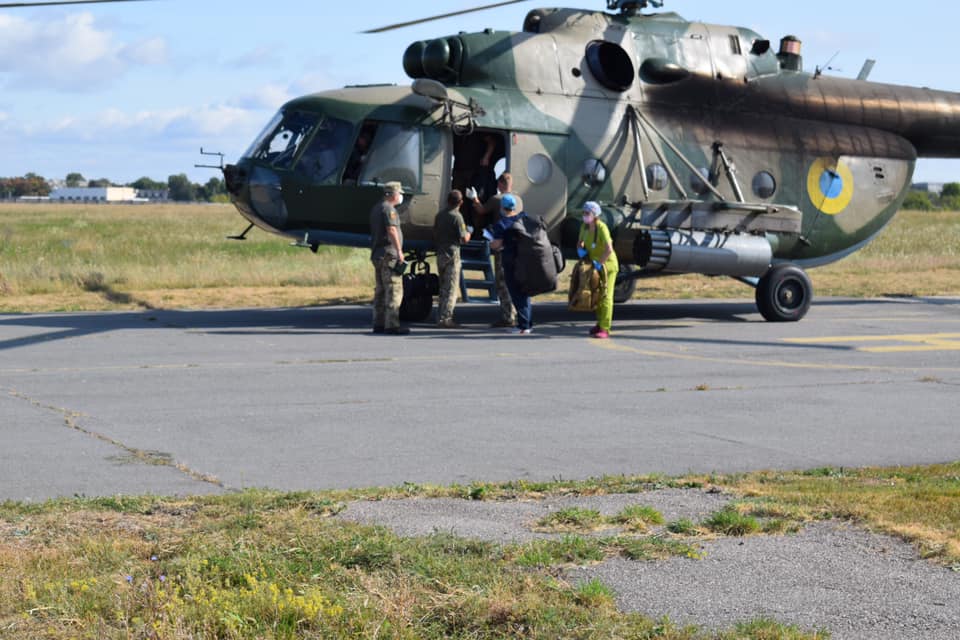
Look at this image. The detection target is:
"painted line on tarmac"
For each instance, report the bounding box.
[594,339,960,372]
[784,333,960,353]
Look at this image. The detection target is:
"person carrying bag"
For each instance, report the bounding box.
[568,247,606,312]
[576,201,619,338]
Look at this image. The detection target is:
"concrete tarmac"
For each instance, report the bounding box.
[1,296,958,501]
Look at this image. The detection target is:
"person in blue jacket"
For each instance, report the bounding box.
[486,194,533,335]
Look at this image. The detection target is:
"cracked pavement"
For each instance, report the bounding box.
[1,297,959,501]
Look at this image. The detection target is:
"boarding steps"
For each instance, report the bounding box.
[459,240,498,303]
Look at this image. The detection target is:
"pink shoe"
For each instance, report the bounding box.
[593,329,610,339]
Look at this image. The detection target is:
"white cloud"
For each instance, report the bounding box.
[230,83,296,111]
[224,46,281,69]
[121,37,169,66]
[0,12,167,92]
[8,103,267,146]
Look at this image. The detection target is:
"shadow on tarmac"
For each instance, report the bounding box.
[0,297,923,353]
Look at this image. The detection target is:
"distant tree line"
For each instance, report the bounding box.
[0,172,229,203]
[903,183,960,211]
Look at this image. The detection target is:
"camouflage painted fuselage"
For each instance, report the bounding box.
[225,7,960,273]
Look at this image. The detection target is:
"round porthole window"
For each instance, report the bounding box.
[527,153,553,185]
[646,163,668,191]
[583,158,606,186]
[752,171,777,199]
[690,167,711,195]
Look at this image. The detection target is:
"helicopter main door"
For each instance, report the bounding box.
[510,132,568,233]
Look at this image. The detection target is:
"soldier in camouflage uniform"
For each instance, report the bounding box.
[467,172,523,328]
[370,181,409,335]
[433,189,472,328]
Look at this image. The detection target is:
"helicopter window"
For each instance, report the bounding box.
[359,123,421,190]
[752,171,777,199]
[690,167,711,196]
[247,110,321,170]
[527,154,553,185]
[343,123,378,185]
[294,117,353,184]
[646,163,669,191]
[242,111,283,160]
[583,159,606,186]
[423,127,444,164]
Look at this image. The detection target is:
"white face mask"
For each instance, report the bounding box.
[396,194,404,206]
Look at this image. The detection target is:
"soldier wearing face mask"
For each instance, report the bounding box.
[369,181,409,335]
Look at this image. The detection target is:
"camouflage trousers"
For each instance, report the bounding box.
[372,255,403,329]
[493,251,516,324]
[436,249,461,323]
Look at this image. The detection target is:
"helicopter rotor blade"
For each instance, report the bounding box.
[0,0,149,7]
[362,0,531,34]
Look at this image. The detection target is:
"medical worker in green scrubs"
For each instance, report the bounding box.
[577,201,619,339]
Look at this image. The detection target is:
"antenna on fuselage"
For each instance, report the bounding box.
[814,51,840,79]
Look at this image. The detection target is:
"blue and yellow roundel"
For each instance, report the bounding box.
[807,157,854,215]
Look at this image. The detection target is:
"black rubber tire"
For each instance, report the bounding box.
[613,265,638,304]
[755,264,813,322]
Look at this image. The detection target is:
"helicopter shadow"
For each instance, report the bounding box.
[0,296,919,353]
[0,306,372,353]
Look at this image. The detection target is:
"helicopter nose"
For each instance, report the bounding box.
[223,164,246,196]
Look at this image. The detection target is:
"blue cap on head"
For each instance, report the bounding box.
[501,194,517,211]
[583,201,601,216]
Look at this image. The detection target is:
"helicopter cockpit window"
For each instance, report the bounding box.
[246,110,321,170]
[358,123,421,190]
[242,111,282,160]
[293,117,352,184]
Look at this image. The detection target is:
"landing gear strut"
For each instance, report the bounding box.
[755,264,812,322]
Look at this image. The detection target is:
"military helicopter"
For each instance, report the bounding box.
[221,0,960,322]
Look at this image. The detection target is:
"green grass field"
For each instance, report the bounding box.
[1,464,957,639]
[1,202,958,312]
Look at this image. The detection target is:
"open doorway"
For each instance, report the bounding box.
[452,130,508,224]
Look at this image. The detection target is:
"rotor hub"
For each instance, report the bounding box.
[606,0,664,14]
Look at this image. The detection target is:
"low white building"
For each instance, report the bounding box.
[49,186,141,202]
[912,182,945,195]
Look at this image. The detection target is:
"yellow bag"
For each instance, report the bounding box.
[567,259,605,312]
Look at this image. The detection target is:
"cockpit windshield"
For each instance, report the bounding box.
[243,110,352,182]
[244,110,318,169]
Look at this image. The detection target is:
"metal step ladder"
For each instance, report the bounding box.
[459,240,498,303]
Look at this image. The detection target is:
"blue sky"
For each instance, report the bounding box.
[2,0,960,184]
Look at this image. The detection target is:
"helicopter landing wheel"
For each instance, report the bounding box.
[613,265,638,304]
[755,264,813,322]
